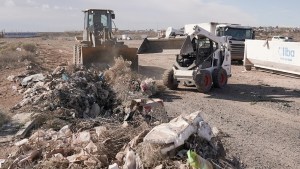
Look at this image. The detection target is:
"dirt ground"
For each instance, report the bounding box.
[0,38,299,168]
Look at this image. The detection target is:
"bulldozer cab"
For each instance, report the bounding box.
[82,9,115,46]
[73,9,138,71]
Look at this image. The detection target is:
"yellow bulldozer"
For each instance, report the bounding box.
[73,9,138,71]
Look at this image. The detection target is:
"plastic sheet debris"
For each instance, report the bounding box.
[187,150,213,169]
[21,73,45,86]
[143,111,203,154]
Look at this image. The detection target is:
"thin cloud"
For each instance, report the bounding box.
[41,4,50,10]
[5,0,16,7]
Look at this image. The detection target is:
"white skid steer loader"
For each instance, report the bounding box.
[162,25,231,93]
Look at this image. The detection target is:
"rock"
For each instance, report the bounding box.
[58,125,72,138]
[109,163,119,169]
[123,150,136,169]
[12,85,17,91]
[72,131,91,145]
[84,158,97,167]
[7,75,16,82]
[67,149,89,163]
[14,138,28,146]
[85,141,98,154]
[21,73,45,86]
[94,126,107,138]
[115,151,125,163]
[29,130,46,142]
[0,159,5,168]
[212,127,220,137]
[154,164,163,169]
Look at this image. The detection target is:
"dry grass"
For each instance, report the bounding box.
[0,51,36,69]
[22,43,36,52]
[136,143,165,168]
[0,42,37,69]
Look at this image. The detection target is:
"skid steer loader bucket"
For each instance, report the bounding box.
[73,45,138,71]
[138,37,186,54]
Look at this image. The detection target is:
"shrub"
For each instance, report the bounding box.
[22,43,36,52]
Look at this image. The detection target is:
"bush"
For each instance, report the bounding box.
[22,43,36,52]
[0,51,36,69]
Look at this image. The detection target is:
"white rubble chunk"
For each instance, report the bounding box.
[94,126,107,138]
[67,149,89,163]
[144,111,203,146]
[109,163,119,169]
[123,150,136,169]
[72,131,91,145]
[15,139,29,146]
[0,159,5,168]
[7,75,15,82]
[58,125,72,138]
[85,141,98,154]
[212,126,220,137]
[197,121,213,142]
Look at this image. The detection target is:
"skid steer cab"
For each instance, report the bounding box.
[163,25,231,93]
[73,9,138,71]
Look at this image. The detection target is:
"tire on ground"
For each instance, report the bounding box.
[194,70,212,93]
[163,69,178,90]
[213,68,228,88]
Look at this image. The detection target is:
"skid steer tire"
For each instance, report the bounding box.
[213,68,228,88]
[194,70,212,93]
[163,69,178,90]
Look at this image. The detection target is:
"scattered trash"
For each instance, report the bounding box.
[21,73,45,86]
[140,78,158,96]
[187,150,213,169]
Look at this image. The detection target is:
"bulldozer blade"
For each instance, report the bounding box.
[138,37,186,54]
[74,46,138,71]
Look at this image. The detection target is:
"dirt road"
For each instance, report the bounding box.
[137,47,300,168]
[0,38,299,168]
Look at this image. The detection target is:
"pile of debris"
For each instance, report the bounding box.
[3,59,242,168]
[9,58,160,120]
[3,111,241,169]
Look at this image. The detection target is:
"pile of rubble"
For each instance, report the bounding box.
[3,59,241,168]
[3,111,241,169]
[9,58,159,120]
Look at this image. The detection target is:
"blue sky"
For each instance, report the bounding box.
[0,0,299,32]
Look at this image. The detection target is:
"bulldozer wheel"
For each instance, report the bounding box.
[213,68,228,88]
[194,70,212,93]
[163,69,178,90]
